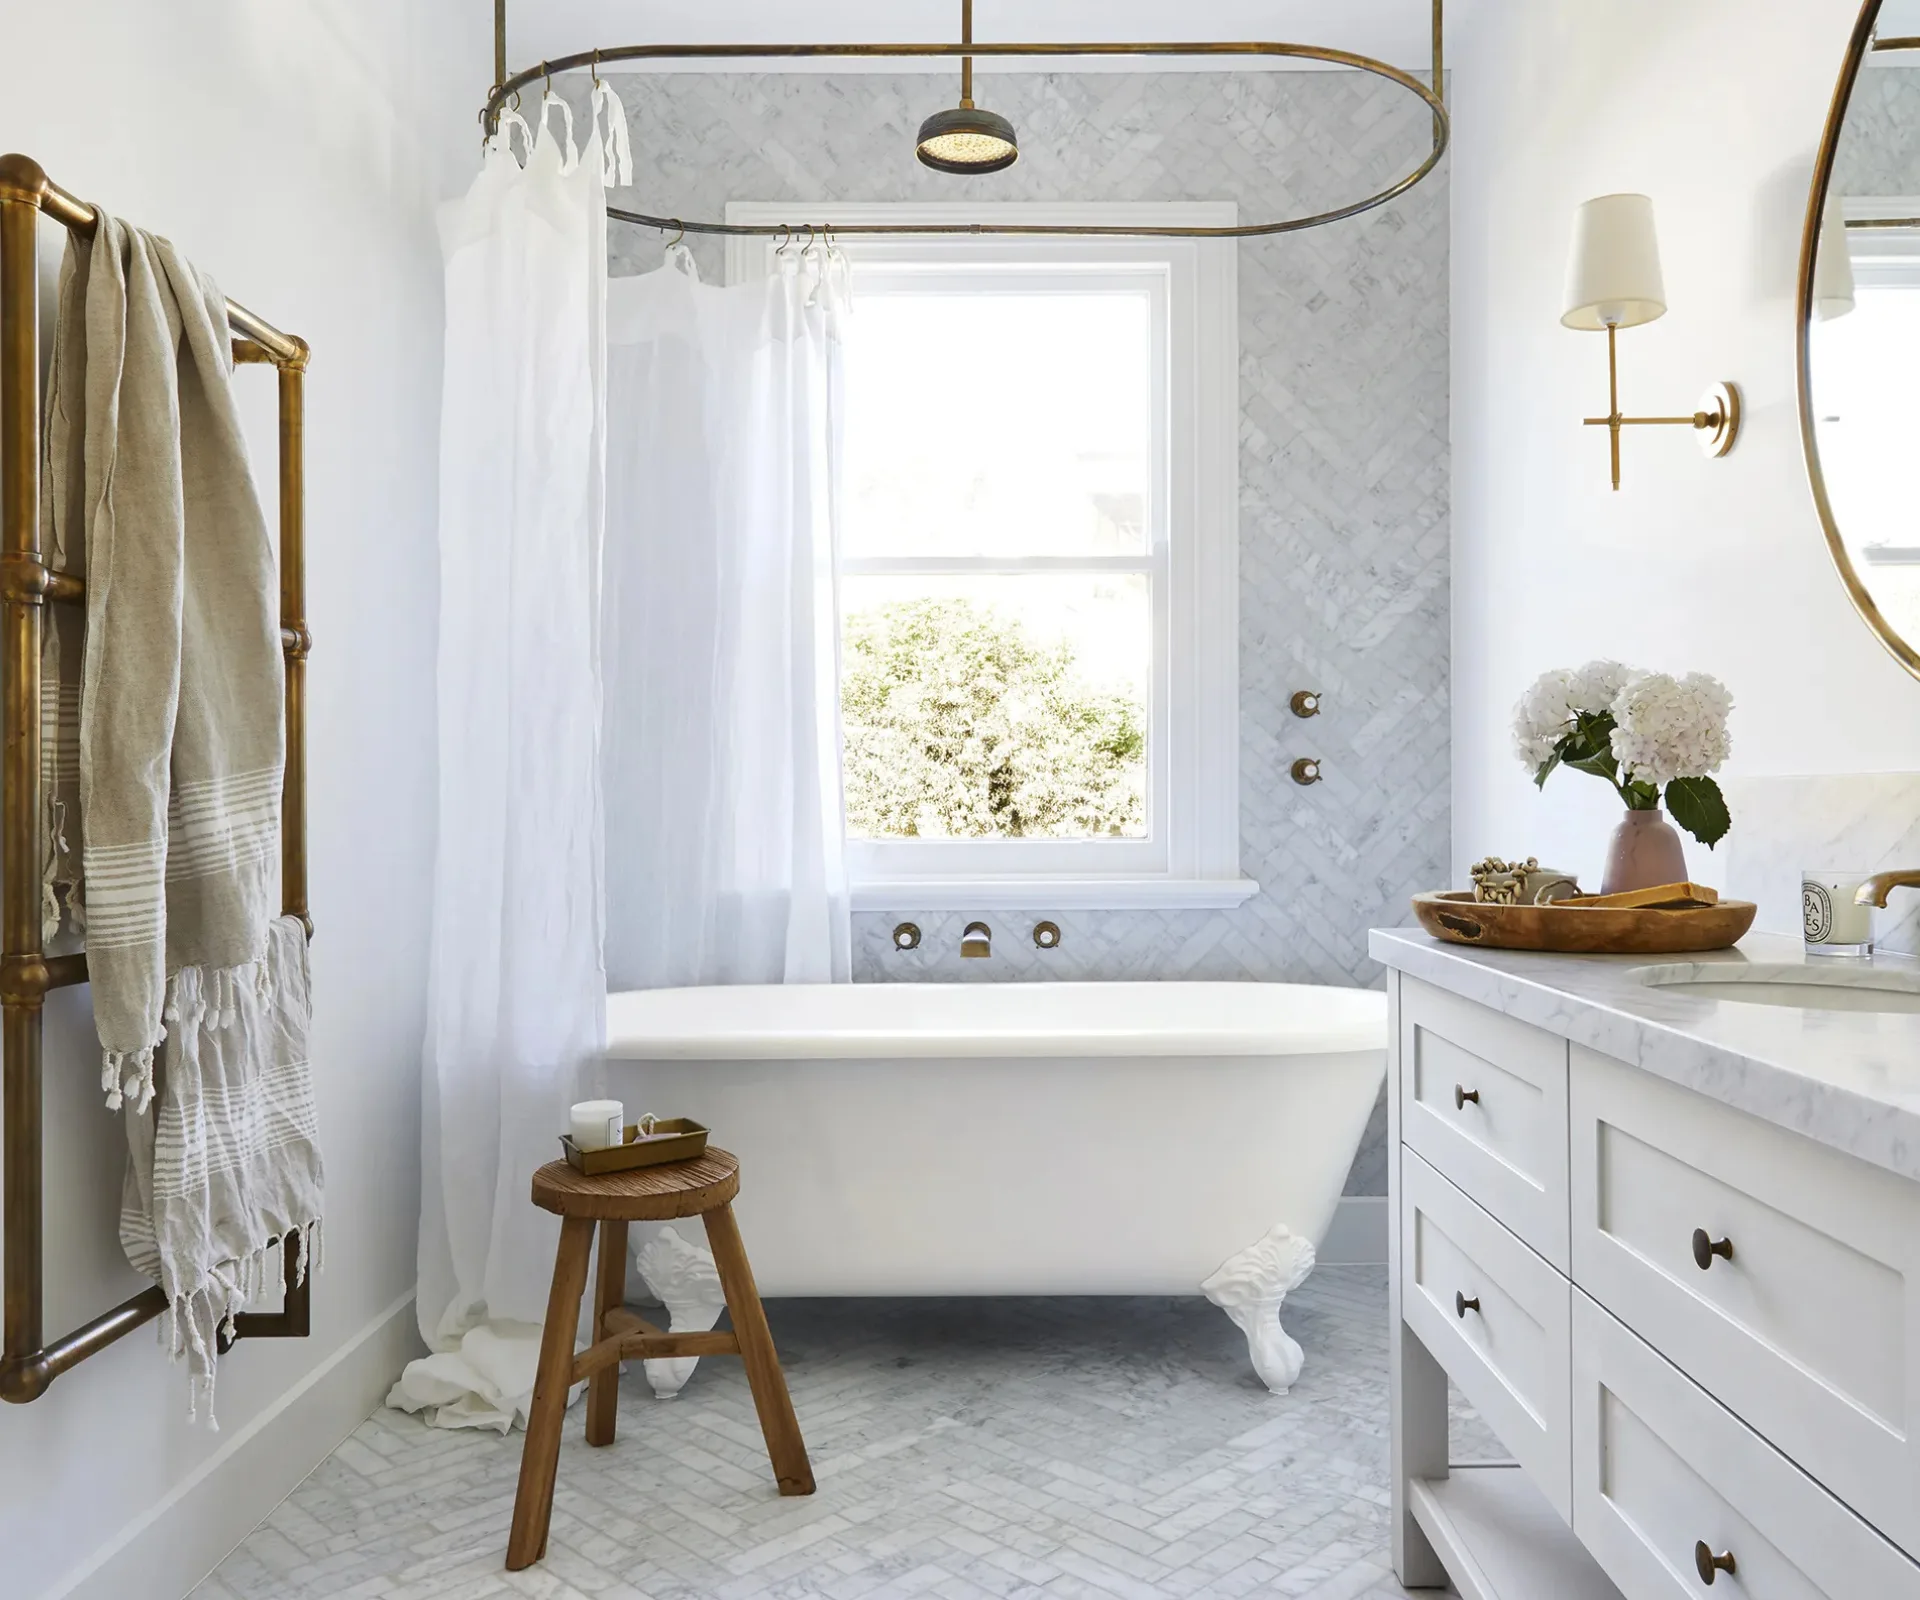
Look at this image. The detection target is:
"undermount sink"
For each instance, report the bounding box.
[1636,962,1920,1015]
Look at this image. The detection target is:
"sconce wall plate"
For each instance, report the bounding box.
[1696,382,1741,459]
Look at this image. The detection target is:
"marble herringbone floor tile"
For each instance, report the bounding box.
[203,1270,1482,1599]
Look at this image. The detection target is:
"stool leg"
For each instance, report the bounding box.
[507,1214,595,1570]
[587,1219,629,1447]
[703,1202,815,1496]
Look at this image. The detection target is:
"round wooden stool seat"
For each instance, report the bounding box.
[530,1148,740,1222]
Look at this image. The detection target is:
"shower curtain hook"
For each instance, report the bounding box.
[802,223,817,257]
[776,224,793,257]
[591,49,602,88]
[666,220,686,249]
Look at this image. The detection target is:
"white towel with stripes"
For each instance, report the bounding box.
[120,915,322,1424]
[40,208,286,1114]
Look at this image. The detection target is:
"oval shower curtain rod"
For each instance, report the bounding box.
[483,1,1449,242]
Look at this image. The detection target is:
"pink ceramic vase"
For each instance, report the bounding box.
[1601,808,1688,895]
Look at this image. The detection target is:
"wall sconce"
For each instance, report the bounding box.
[1563,193,1741,491]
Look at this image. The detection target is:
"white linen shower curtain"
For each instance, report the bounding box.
[394,89,625,1432]
[601,246,853,989]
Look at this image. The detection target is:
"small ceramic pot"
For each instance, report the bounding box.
[1601,808,1688,895]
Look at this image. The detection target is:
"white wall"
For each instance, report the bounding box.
[0,5,481,1596]
[1450,0,1920,886]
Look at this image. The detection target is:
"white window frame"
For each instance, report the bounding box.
[727,201,1251,912]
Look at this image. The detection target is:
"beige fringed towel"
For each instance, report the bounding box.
[42,212,322,1420]
[41,209,286,1113]
[121,916,323,1423]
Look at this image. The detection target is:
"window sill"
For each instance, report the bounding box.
[850,878,1260,913]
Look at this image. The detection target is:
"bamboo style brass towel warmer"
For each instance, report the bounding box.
[0,153,314,1404]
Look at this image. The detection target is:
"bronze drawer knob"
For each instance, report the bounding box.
[1691,1229,1734,1271]
[1694,1542,1736,1584]
[1455,1291,1480,1319]
[1455,1084,1480,1110]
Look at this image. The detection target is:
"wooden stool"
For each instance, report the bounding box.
[505,1147,814,1571]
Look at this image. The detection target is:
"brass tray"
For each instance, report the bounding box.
[561,1118,710,1176]
[1412,891,1758,955]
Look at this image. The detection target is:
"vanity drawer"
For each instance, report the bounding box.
[1571,1044,1920,1558]
[1572,1292,1920,1598]
[1399,976,1569,1269]
[1401,1147,1572,1519]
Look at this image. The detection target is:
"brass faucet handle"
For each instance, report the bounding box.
[1856,870,1920,909]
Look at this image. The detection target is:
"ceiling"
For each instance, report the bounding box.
[501,2,1473,77]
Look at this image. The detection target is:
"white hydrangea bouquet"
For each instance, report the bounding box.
[1512,661,1734,848]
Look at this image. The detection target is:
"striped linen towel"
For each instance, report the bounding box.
[121,916,322,1424]
[41,208,286,1115]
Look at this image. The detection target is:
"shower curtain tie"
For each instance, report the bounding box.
[489,108,533,165]
[539,89,580,174]
[591,78,633,188]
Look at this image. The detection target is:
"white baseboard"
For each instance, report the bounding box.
[1319,1195,1388,1266]
[48,1291,422,1600]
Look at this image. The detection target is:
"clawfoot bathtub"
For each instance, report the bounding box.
[607,980,1386,1394]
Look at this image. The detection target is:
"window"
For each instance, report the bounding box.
[729,203,1249,910]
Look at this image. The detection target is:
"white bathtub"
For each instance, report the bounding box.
[604,981,1387,1394]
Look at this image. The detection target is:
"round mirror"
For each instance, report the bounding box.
[1802,0,1920,681]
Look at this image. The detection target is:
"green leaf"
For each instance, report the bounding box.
[1665,776,1732,848]
[1533,749,1563,789]
[1566,752,1621,782]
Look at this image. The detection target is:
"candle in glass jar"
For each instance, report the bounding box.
[570,1100,624,1152]
[1803,872,1874,957]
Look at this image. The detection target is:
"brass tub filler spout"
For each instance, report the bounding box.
[1856,871,1920,909]
[961,923,992,959]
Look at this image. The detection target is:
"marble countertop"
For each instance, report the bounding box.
[1370,928,1920,1182]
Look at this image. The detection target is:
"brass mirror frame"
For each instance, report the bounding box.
[1799,0,1920,683]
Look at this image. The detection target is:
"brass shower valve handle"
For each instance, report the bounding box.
[1290,690,1322,718]
[1291,758,1324,786]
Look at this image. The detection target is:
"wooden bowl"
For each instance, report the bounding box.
[1411,892,1758,955]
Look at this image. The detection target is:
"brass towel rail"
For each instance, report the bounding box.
[0,153,314,1404]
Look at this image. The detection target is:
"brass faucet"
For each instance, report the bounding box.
[961,921,992,959]
[1855,871,1920,908]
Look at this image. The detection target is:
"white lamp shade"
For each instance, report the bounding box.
[1562,193,1668,331]
[1813,192,1857,322]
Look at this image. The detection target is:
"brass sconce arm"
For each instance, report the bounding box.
[1583,325,1741,491]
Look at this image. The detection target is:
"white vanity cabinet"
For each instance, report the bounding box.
[1382,958,1920,1600]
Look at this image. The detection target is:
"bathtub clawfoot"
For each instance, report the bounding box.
[1202,1224,1317,1395]
[635,1226,727,1399]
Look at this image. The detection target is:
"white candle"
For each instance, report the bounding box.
[570,1099,624,1152]
[1803,873,1875,954]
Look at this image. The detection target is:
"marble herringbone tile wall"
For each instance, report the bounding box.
[1836,67,1920,194]
[604,72,1451,1194]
